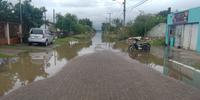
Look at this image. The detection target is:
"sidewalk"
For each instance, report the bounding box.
[151,46,200,69]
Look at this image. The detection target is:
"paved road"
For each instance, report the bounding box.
[1,51,200,100]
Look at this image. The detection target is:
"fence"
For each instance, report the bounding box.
[0,22,21,45]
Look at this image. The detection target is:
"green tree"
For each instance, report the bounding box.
[56,13,93,34]
[13,0,45,33]
[0,0,16,22]
[56,13,78,32]
[112,18,123,28]
[79,18,93,28]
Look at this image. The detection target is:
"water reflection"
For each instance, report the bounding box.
[0,40,92,96]
[163,47,200,89]
[128,47,200,89]
[78,32,116,56]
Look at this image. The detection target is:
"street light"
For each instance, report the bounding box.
[113,0,126,26]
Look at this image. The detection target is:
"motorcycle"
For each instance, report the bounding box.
[128,38,151,52]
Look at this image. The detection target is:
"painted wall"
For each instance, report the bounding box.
[166,7,200,52]
[197,24,200,52]
[188,7,200,23]
[167,14,174,25]
[147,23,166,38]
[188,7,200,52]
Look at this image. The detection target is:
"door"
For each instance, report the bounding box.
[175,25,184,48]
[190,24,198,50]
[183,25,191,49]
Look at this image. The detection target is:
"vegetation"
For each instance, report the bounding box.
[0,53,15,58]
[149,38,165,46]
[0,0,94,46]
[54,32,93,45]
[56,13,94,34]
[54,13,95,45]
[0,0,46,33]
[102,10,169,44]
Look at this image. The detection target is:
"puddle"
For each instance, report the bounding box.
[0,32,200,96]
[128,48,200,89]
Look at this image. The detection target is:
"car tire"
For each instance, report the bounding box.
[44,40,48,46]
[28,42,32,46]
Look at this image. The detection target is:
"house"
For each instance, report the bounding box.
[147,23,166,38]
[166,7,200,52]
[0,22,21,45]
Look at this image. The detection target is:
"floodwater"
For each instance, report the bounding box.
[0,32,200,97]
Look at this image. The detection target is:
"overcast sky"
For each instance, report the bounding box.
[8,0,200,30]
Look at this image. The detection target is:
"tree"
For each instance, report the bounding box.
[0,0,15,22]
[56,13,93,34]
[112,18,123,28]
[79,18,93,28]
[56,13,78,32]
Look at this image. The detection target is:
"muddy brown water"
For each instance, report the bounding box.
[0,32,200,97]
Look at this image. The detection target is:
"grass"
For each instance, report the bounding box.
[54,33,93,45]
[193,63,200,70]
[149,38,165,46]
[102,33,118,42]
[0,53,15,58]
[0,44,51,52]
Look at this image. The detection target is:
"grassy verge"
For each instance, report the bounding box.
[102,32,118,42]
[149,38,165,46]
[55,33,93,45]
[0,53,15,58]
[0,44,51,52]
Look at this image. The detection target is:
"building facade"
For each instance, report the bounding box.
[166,7,200,52]
[0,22,21,45]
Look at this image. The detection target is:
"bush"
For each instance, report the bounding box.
[149,38,165,46]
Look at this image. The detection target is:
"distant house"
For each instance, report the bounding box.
[147,23,166,38]
[40,24,51,30]
[40,22,57,32]
[0,22,21,45]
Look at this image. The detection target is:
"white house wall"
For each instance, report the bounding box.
[182,24,198,50]
[183,24,191,49]
[190,24,198,50]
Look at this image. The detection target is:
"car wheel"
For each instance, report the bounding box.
[28,42,32,46]
[44,41,48,46]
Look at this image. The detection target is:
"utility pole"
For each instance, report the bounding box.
[53,9,56,23]
[19,0,22,43]
[108,13,112,24]
[45,12,46,29]
[113,0,126,26]
[123,0,126,26]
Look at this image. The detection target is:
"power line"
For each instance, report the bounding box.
[126,0,150,22]
[129,0,150,12]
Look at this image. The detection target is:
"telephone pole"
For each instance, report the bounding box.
[19,0,22,43]
[108,13,112,24]
[53,9,56,23]
[123,0,126,26]
[113,0,126,26]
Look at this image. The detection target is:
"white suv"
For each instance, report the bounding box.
[28,28,54,46]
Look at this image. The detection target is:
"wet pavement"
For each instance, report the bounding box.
[0,32,200,98]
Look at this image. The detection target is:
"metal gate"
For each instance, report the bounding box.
[182,24,198,50]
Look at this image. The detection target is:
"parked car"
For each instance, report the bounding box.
[28,28,54,46]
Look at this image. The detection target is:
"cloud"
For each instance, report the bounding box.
[7,0,200,30]
[59,0,99,8]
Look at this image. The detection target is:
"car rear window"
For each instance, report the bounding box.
[31,29,43,34]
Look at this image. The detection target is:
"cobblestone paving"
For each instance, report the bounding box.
[1,51,200,100]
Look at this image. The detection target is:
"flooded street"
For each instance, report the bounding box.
[0,32,200,97]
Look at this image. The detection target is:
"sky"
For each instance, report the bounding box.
[8,0,200,30]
